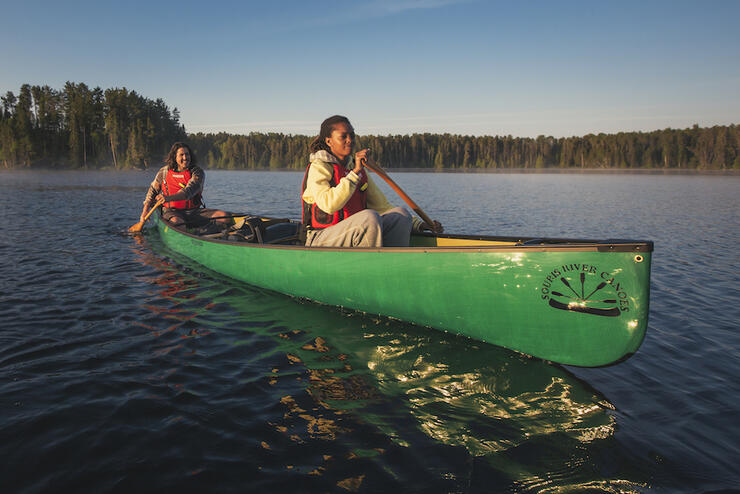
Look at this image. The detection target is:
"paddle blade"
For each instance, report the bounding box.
[128,221,144,233]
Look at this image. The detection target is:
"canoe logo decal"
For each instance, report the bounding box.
[540,264,630,317]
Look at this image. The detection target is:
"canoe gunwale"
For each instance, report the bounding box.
[155,214,653,254]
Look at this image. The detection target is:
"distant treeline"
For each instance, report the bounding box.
[189,125,740,171]
[1,82,185,169]
[2,82,739,170]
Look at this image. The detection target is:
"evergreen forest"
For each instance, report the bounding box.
[2,82,739,171]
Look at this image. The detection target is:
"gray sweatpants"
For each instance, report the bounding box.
[305,207,413,248]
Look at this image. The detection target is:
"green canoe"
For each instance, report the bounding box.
[152,213,652,367]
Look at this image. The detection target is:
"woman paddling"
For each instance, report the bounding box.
[301,115,442,247]
[138,142,228,229]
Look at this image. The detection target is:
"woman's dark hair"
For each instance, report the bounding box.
[165,142,196,169]
[309,115,352,153]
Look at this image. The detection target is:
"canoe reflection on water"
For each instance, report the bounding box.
[353,329,616,455]
[133,235,639,491]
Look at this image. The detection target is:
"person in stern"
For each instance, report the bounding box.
[301,115,442,247]
[139,142,228,229]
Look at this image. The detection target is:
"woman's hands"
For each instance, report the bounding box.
[422,220,444,233]
[140,195,165,222]
[353,148,370,174]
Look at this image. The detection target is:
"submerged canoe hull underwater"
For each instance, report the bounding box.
[153,213,652,367]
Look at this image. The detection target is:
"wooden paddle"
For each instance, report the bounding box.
[361,157,439,232]
[129,197,165,233]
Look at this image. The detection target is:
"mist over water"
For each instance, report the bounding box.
[1,170,738,492]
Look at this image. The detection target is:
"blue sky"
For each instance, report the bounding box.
[2,0,739,138]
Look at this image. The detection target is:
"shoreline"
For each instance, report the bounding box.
[2,166,739,176]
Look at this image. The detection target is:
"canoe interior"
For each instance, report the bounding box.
[171,213,653,253]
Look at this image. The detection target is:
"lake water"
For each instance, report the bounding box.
[1,169,738,493]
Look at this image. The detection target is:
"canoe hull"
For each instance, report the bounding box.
[154,216,651,367]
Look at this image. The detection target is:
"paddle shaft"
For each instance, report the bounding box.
[142,199,164,223]
[129,198,164,232]
[361,158,437,230]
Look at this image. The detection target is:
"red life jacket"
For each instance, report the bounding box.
[301,162,368,229]
[163,168,201,209]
